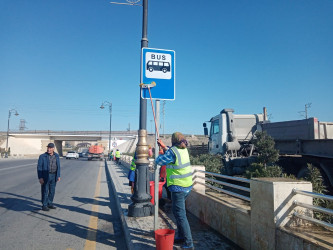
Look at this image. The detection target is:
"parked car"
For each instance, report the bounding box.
[80,149,89,158]
[66,151,79,159]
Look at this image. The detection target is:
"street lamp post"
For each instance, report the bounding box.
[100,101,112,153]
[5,109,19,158]
[128,0,153,217]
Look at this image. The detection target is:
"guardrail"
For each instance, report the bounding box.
[0,130,138,136]
[194,169,251,202]
[293,188,333,229]
[120,157,251,202]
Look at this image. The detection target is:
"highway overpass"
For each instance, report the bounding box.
[0,130,138,157]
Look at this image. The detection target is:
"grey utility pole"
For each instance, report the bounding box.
[298,103,312,119]
[128,0,153,217]
[100,101,112,153]
[5,109,19,158]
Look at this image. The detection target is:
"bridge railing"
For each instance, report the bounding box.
[193,169,251,202]
[292,188,333,229]
[119,157,251,202]
[1,130,138,136]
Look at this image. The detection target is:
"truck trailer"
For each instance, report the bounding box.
[203,108,333,190]
[87,145,105,161]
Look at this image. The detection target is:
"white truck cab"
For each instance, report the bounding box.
[204,109,265,156]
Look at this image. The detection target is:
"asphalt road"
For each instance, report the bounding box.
[0,158,126,250]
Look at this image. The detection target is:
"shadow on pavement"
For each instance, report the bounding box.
[0,175,127,249]
[0,192,41,212]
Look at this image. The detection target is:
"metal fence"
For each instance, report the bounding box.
[194,169,251,202]
[293,188,333,229]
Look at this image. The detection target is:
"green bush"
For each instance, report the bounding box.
[190,153,222,173]
[244,131,282,178]
[190,153,223,189]
[304,164,333,223]
[253,131,279,167]
[245,163,283,178]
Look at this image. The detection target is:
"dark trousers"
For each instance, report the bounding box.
[171,190,193,247]
[41,173,57,207]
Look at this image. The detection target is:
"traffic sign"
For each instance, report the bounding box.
[141,48,175,100]
[112,142,117,147]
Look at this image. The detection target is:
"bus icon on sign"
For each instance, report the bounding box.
[147,61,170,73]
[144,50,172,80]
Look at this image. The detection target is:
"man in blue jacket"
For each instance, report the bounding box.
[37,143,61,211]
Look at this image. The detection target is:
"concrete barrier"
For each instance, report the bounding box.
[185,168,333,250]
[186,186,251,249]
[250,178,312,250]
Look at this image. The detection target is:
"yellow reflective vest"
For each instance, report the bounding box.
[115,151,121,158]
[166,147,192,187]
[130,157,136,171]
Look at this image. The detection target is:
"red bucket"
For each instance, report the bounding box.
[155,229,175,250]
[149,181,165,204]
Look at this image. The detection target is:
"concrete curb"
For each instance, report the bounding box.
[104,159,239,250]
[104,160,133,250]
[104,160,173,249]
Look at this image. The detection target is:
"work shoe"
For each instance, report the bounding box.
[175,246,194,250]
[48,205,56,209]
[180,246,194,250]
[42,206,50,211]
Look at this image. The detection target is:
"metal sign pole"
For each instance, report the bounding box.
[154,100,160,231]
[128,0,153,217]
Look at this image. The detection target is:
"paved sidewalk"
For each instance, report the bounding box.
[105,160,240,250]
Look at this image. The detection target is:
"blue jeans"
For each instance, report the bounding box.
[171,190,193,247]
[41,173,57,207]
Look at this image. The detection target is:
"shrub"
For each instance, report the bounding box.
[245,132,282,178]
[253,131,279,167]
[304,164,333,223]
[245,163,283,178]
[190,153,223,189]
[190,153,222,173]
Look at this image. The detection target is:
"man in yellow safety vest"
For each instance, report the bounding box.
[155,132,193,250]
[127,152,136,193]
[115,149,121,164]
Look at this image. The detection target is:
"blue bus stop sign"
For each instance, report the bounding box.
[141,48,175,100]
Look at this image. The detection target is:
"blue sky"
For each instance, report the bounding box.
[1,0,332,135]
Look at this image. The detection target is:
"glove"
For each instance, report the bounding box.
[157,139,166,149]
[159,148,165,155]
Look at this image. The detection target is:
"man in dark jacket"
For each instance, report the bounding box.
[37,143,61,211]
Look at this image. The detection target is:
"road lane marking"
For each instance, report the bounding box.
[84,163,103,250]
[0,163,35,171]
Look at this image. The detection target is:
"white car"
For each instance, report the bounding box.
[66,151,79,159]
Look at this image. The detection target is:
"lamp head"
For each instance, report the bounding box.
[100,104,105,109]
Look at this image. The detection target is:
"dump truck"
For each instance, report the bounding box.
[203,108,333,190]
[87,145,104,161]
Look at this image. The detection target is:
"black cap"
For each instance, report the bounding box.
[47,143,55,148]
